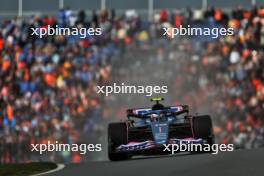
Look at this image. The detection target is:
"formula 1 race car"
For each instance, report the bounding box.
[108,98,214,161]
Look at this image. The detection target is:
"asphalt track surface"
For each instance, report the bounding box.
[48,148,264,176]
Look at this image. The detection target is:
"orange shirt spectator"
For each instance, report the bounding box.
[160,10,168,22]
[44,73,57,87]
[0,37,4,51]
[7,104,14,121]
[214,9,222,22]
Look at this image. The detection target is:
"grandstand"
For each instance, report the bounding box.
[0,1,264,164]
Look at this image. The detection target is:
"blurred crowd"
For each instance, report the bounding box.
[0,5,264,163]
[158,6,264,149]
[0,8,118,163]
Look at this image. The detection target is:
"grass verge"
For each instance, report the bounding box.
[0,162,57,176]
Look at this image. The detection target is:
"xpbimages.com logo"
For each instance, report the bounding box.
[31,141,102,155]
[163,142,234,154]
[163,25,234,39]
[31,25,102,38]
[97,83,168,96]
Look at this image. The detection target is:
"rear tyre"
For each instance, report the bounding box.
[192,115,215,152]
[108,122,130,161]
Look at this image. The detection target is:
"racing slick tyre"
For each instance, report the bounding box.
[108,122,130,161]
[192,115,215,151]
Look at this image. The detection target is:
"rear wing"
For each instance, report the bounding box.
[127,105,189,118]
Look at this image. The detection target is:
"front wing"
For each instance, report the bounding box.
[116,138,204,152]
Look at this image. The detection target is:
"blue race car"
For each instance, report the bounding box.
[108,98,214,161]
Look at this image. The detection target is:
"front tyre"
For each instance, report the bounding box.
[192,115,215,153]
[108,122,130,161]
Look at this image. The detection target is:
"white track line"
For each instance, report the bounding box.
[31,163,65,176]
